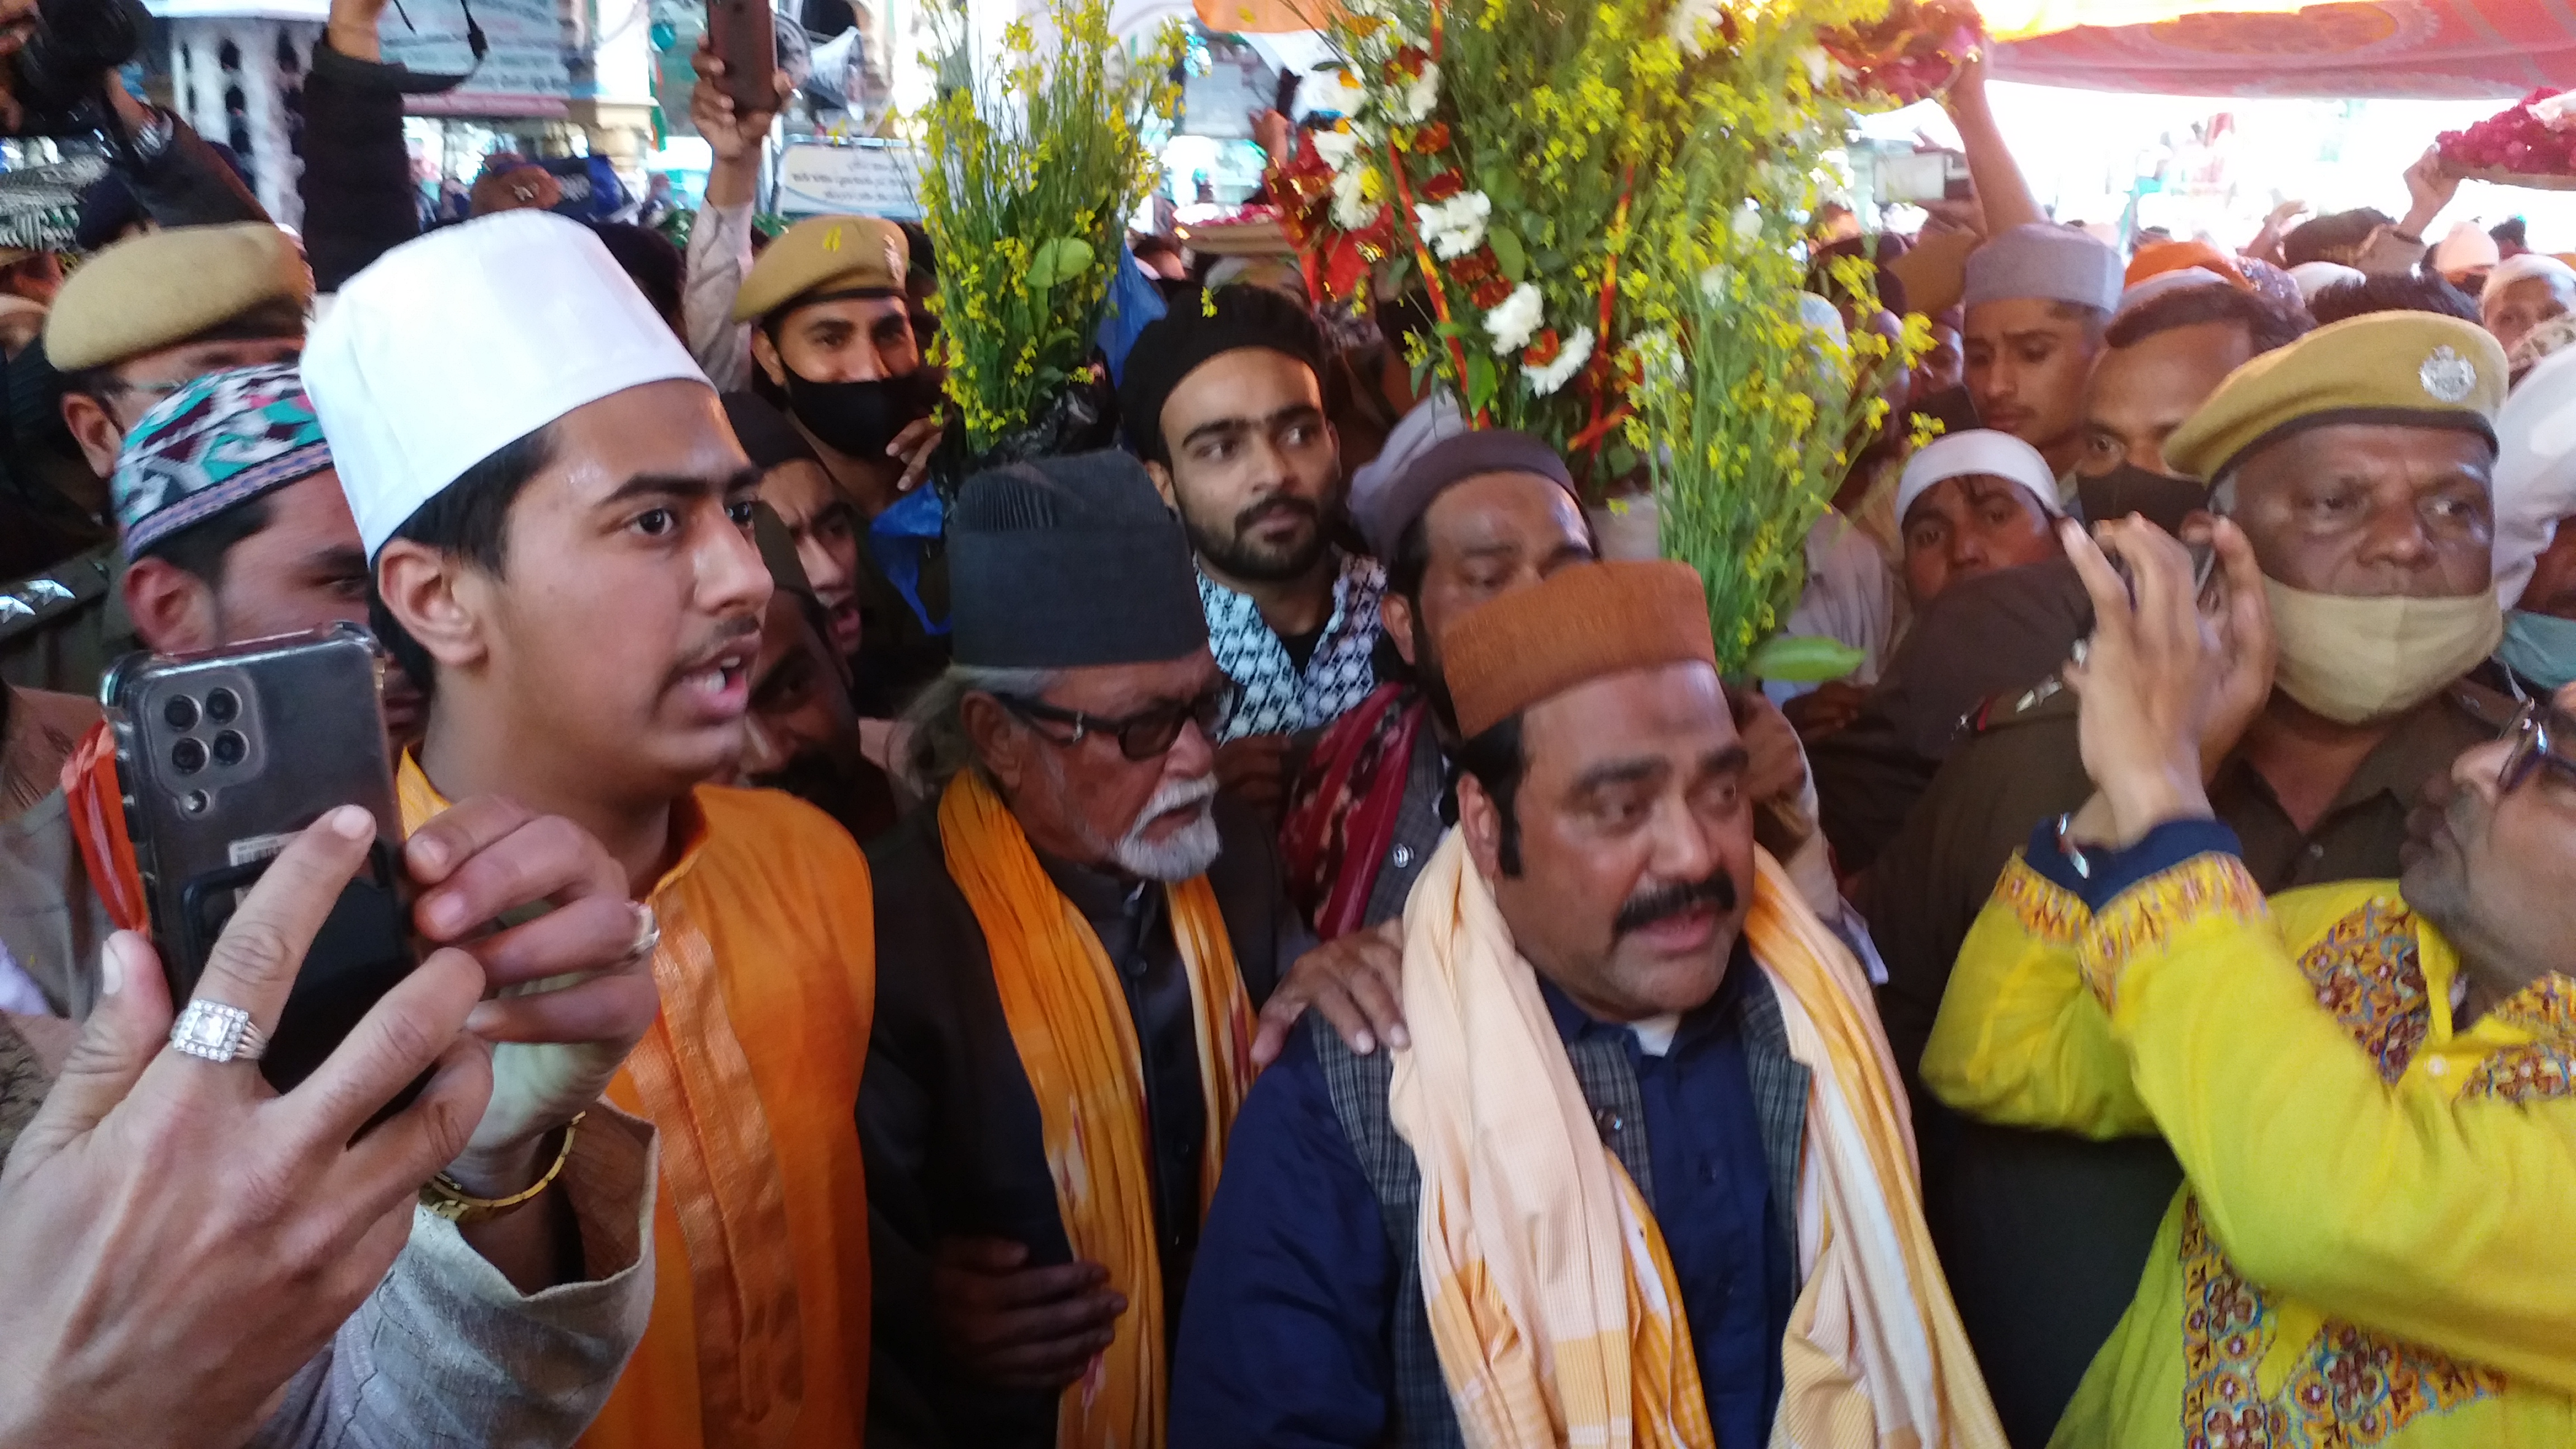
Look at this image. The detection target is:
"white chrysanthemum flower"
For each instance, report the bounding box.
[1801,46,1832,88]
[1732,202,1765,243]
[1483,283,1543,356]
[1631,327,1684,385]
[1523,325,1594,396]
[1311,126,1361,173]
[1332,165,1380,230]
[1698,264,1733,304]
[1414,190,1491,261]
[1394,60,1440,124]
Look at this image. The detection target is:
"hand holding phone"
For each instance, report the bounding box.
[105,626,416,1094]
[707,0,778,116]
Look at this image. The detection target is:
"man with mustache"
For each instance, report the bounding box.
[1886,311,2515,1446]
[1173,560,2004,1447]
[863,451,1398,1449]
[1121,286,1384,819]
[306,211,884,1448]
[1926,514,2575,1446]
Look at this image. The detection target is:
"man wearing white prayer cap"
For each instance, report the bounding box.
[1961,221,2124,477]
[1892,427,2063,612]
[2433,218,2502,293]
[302,208,885,1449]
[2480,252,2576,356]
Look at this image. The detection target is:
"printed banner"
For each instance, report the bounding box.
[775,141,924,217]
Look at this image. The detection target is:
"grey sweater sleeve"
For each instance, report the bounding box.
[247,1105,659,1449]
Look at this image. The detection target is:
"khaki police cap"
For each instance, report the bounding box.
[45,223,311,372]
[2166,311,2508,482]
[731,214,911,324]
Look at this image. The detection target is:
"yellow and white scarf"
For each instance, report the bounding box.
[1389,832,2005,1449]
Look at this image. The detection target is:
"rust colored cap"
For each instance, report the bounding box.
[1440,560,1716,738]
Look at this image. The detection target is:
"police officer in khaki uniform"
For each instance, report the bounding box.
[0,224,310,695]
[1860,311,2518,1448]
[732,214,951,716]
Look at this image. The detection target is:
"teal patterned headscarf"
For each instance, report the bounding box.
[112,362,333,561]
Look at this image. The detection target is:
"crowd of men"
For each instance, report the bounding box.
[0,22,2570,1449]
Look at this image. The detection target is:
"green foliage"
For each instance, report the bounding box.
[1302,0,1926,673]
[918,0,1182,451]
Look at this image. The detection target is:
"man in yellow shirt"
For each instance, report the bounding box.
[1925,498,2576,1445]
[304,210,879,1448]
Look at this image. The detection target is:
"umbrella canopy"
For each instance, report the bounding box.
[1180,0,2576,101]
[1991,1,2574,98]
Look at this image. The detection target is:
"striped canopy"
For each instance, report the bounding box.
[1174,0,2576,100]
[1989,1,2576,97]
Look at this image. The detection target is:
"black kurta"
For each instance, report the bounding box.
[860,795,1309,1449]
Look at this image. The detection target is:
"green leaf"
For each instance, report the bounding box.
[1489,225,1527,284]
[1603,444,1639,476]
[1747,633,1867,684]
[1027,236,1095,293]
[1466,351,1498,412]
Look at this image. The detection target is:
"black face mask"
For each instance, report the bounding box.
[2075,463,2209,536]
[781,365,941,462]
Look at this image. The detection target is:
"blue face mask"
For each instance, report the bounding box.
[2499,609,2576,691]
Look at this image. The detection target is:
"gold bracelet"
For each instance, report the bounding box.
[420,1112,584,1225]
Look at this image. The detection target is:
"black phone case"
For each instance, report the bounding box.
[102,623,418,1093]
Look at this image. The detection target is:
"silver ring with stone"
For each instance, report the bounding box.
[620,903,662,965]
[169,999,269,1063]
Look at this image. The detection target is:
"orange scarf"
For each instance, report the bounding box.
[936,771,1257,1449]
[397,760,809,1449]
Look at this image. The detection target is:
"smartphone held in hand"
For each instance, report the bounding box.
[708,0,776,113]
[102,624,418,1093]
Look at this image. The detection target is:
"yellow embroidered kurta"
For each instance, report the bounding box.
[1925,850,2576,1447]
[400,760,876,1449]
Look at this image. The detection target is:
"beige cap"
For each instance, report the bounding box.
[45,223,310,371]
[731,214,910,323]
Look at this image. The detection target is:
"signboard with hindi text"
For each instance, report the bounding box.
[379,0,572,117]
[776,142,924,219]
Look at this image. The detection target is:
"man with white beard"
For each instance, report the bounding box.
[861,452,1366,1449]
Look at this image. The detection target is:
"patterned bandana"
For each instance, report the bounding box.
[113,362,333,561]
[1202,548,1386,741]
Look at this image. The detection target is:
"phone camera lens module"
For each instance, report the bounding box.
[163,695,198,730]
[205,688,240,724]
[211,731,247,767]
[172,737,207,774]
[182,790,209,815]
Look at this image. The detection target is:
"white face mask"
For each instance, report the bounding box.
[2262,579,2503,724]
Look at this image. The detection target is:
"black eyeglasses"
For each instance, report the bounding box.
[998,681,1239,762]
[2498,700,2576,794]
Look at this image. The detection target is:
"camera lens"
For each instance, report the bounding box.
[211,731,247,767]
[172,737,207,774]
[204,688,240,724]
[163,695,198,730]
